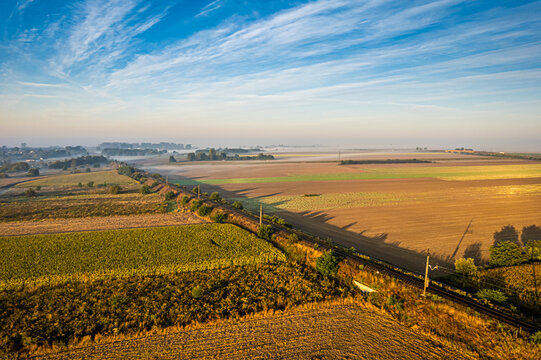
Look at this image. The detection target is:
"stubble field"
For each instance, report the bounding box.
[34,304,472,360]
[150,151,541,273]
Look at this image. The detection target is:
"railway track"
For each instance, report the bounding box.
[149,172,541,334]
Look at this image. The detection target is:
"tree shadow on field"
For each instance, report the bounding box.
[152,172,453,275]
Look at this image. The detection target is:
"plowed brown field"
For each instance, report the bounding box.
[34,304,473,360]
[146,153,541,274]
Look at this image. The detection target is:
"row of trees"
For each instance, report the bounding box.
[186,149,274,161]
[489,225,541,266]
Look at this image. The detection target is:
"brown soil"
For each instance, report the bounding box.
[0,212,207,236]
[34,304,472,360]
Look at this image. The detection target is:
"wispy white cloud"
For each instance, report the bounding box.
[16,0,36,12]
[196,0,225,18]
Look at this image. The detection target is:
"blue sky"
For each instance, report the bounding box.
[1,0,540,150]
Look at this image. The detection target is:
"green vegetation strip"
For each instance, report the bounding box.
[0,224,285,288]
[171,164,541,185]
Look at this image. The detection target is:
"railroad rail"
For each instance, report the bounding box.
[138,168,541,334]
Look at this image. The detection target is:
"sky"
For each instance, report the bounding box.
[0,0,540,150]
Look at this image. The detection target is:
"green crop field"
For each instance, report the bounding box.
[0,224,284,288]
[17,170,138,187]
[171,164,541,185]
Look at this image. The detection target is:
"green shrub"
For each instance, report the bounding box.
[78,182,83,187]
[531,331,541,344]
[190,200,203,211]
[454,258,477,277]
[476,289,507,304]
[316,251,340,278]
[165,191,176,201]
[87,181,94,187]
[192,186,199,194]
[198,204,212,216]
[232,201,243,209]
[181,195,190,205]
[202,192,208,197]
[25,188,36,197]
[209,192,221,201]
[109,185,121,194]
[191,285,203,299]
[36,186,41,191]
[85,168,91,173]
[151,181,159,188]
[27,168,39,177]
[257,225,274,241]
[140,185,152,195]
[211,212,227,223]
[288,233,299,243]
[489,241,526,267]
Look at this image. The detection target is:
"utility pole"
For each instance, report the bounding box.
[422,250,430,297]
[197,185,200,199]
[166,176,168,184]
[259,204,263,225]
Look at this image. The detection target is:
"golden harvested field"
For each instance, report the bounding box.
[16,170,137,187]
[147,154,541,273]
[0,212,206,236]
[34,304,472,360]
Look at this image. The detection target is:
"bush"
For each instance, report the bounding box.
[211,212,227,223]
[198,204,212,216]
[87,181,94,187]
[36,186,41,191]
[190,200,203,211]
[165,191,176,201]
[151,181,159,188]
[78,182,83,187]
[257,225,274,241]
[109,185,121,194]
[25,188,36,197]
[192,186,199,194]
[288,233,299,243]
[140,185,152,195]
[531,331,541,344]
[181,195,190,205]
[454,258,477,277]
[232,201,243,209]
[85,168,91,173]
[476,289,507,304]
[209,192,221,201]
[27,168,40,177]
[489,241,525,267]
[117,166,134,176]
[191,285,203,299]
[316,251,340,277]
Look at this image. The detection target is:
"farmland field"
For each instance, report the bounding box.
[16,170,137,187]
[142,151,541,274]
[0,192,168,222]
[34,304,473,360]
[0,224,285,288]
[0,212,206,236]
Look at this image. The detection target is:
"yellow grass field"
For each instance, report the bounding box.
[17,170,137,187]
